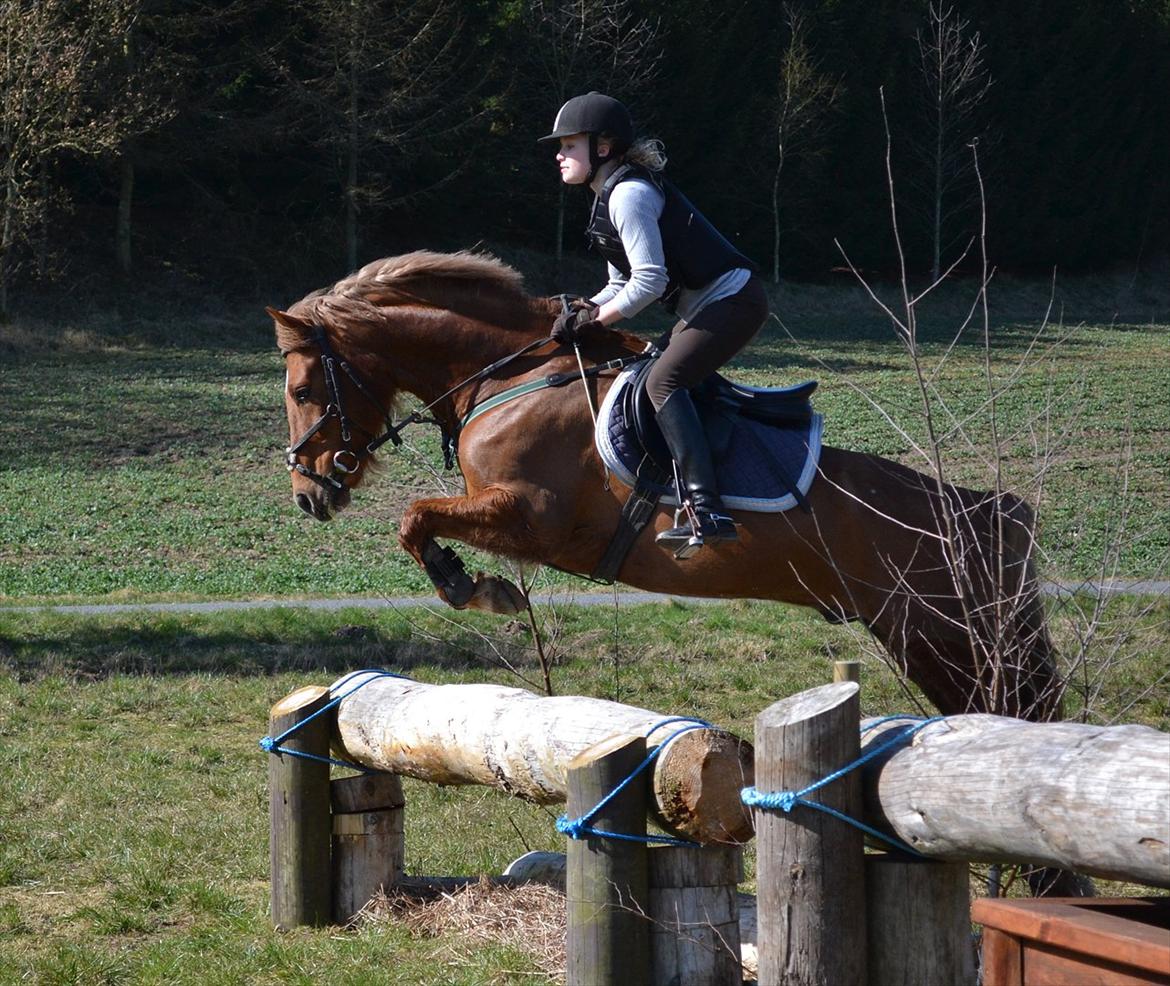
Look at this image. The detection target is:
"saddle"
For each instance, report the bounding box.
[623,358,818,479]
[590,357,822,581]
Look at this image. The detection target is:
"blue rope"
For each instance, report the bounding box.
[259,669,412,773]
[741,715,946,857]
[556,717,714,847]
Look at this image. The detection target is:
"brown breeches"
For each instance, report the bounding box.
[645,275,769,410]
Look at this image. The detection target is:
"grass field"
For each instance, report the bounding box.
[1,598,1167,983]
[1,263,1168,982]
[1,265,1167,602]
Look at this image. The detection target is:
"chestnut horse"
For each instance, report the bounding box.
[271,251,1061,721]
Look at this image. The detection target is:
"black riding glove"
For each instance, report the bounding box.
[552,303,602,344]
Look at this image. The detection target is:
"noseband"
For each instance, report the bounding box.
[285,322,561,494]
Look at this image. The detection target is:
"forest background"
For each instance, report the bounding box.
[3,0,1169,316]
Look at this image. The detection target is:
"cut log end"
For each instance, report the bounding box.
[652,729,755,845]
[758,680,859,728]
[271,684,330,719]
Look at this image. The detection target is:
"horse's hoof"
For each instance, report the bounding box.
[467,575,527,615]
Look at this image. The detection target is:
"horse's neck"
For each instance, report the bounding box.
[360,302,552,409]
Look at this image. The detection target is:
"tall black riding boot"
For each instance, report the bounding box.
[653,389,737,553]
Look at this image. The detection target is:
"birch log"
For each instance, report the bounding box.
[329,672,754,844]
[860,714,1170,888]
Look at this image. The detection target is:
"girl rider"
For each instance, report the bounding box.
[540,92,768,552]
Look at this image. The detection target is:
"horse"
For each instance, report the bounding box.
[270,250,1062,723]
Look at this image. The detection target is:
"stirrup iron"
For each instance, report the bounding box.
[655,459,705,559]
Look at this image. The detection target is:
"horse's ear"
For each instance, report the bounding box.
[268,306,317,353]
[266,306,313,330]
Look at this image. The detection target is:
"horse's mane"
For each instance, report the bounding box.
[276,250,561,354]
[329,250,527,304]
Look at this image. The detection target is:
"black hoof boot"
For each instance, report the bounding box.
[421,541,475,607]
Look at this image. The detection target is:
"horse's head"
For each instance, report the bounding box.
[269,303,393,522]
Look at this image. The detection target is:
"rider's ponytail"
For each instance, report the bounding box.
[622,137,667,172]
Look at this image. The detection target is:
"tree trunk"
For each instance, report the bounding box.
[345,79,359,272]
[1,155,18,320]
[860,714,1170,888]
[116,147,134,275]
[932,98,944,281]
[329,672,754,844]
[771,159,782,284]
[555,182,565,274]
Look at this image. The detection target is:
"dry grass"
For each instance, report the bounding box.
[364,878,568,980]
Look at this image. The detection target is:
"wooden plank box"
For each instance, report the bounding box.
[973,897,1170,986]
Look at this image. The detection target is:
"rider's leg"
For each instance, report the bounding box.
[646,277,768,545]
[654,388,738,541]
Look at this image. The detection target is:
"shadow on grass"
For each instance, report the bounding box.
[0,614,548,684]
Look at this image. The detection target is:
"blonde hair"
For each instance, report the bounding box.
[623,137,668,172]
[599,133,668,172]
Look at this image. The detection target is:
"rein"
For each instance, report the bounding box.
[286,324,557,492]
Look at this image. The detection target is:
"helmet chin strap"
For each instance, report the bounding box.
[586,132,612,184]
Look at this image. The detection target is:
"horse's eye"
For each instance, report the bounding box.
[294,387,311,404]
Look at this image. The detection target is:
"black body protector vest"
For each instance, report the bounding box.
[587,163,757,313]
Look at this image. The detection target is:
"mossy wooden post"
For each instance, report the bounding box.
[865,852,975,985]
[752,682,865,986]
[565,734,652,986]
[268,685,332,930]
[648,844,743,986]
[331,772,406,923]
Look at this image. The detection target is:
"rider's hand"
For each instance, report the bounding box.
[552,303,602,344]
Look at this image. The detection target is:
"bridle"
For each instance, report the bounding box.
[284,326,399,493]
[284,322,559,494]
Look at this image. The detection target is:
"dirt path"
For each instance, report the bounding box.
[6,580,1167,615]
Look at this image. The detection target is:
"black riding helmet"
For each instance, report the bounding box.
[539,92,634,182]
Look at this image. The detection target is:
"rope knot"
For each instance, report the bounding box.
[259,736,277,753]
[555,814,588,840]
[740,786,799,813]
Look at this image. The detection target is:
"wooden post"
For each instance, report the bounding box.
[752,682,866,986]
[648,844,743,986]
[833,659,861,684]
[865,852,975,986]
[331,772,406,923]
[565,734,652,986]
[268,685,332,930]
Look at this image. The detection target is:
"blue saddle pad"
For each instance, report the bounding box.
[595,367,823,513]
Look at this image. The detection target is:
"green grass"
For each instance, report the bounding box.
[0,269,1167,979]
[0,597,1166,981]
[1,272,1167,603]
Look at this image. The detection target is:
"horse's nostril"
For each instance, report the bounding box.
[295,493,314,515]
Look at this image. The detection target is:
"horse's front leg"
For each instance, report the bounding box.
[398,486,552,615]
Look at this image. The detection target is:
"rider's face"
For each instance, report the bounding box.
[556,134,592,185]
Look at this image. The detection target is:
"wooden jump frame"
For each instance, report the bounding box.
[264,666,1170,986]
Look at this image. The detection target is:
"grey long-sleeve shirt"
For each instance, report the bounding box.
[589,175,750,323]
